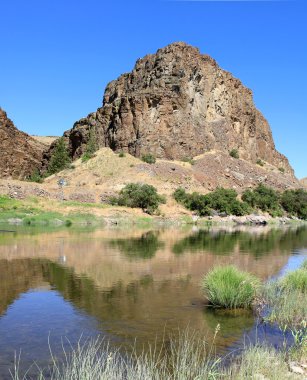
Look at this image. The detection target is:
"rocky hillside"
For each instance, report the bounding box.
[2,147,297,209]
[300,178,307,189]
[65,42,294,176]
[0,108,46,180]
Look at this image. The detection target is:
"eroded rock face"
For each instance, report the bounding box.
[0,108,46,179]
[66,42,294,175]
[300,178,307,189]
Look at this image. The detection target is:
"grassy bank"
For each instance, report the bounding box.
[0,195,104,227]
[1,194,307,229]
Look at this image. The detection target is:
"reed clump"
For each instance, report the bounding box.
[202,265,259,309]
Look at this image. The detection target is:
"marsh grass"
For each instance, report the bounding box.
[225,345,297,380]
[11,332,303,380]
[261,265,307,329]
[281,268,307,292]
[11,330,222,380]
[202,266,259,309]
[301,259,307,270]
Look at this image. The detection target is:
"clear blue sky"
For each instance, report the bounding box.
[0,0,306,178]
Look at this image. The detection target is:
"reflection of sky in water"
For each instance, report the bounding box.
[273,248,307,279]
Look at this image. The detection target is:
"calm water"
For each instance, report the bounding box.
[0,225,306,379]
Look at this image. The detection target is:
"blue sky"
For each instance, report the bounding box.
[0,0,306,178]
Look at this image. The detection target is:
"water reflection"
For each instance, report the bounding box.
[172,226,307,257]
[109,231,164,259]
[0,225,306,378]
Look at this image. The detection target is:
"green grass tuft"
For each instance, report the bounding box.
[281,268,307,292]
[202,265,259,309]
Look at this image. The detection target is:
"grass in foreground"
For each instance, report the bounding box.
[202,266,259,309]
[226,344,301,380]
[11,330,221,380]
[11,333,304,380]
[261,262,307,329]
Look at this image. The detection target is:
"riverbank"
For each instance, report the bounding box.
[0,194,305,228]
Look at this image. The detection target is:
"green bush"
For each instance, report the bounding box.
[281,189,307,219]
[118,151,125,158]
[256,159,264,167]
[182,157,195,165]
[278,167,285,173]
[27,169,44,183]
[229,149,239,159]
[110,183,165,214]
[173,187,251,216]
[141,153,156,164]
[242,184,282,216]
[47,137,71,175]
[202,266,259,309]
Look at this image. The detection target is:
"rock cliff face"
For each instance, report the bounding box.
[66,42,294,175]
[300,178,307,189]
[0,108,46,179]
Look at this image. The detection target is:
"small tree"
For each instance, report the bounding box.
[47,137,71,175]
[110,183,165,214]
[82,127,98,162]
[229,149,239,159]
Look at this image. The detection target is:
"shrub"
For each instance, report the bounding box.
[256,159,264,166]
[202,266,259,309]
[173,187,251,216]
[278,167,285,173]
[242,184,281,216]
[229,149,239,159]
[281,189,307,219]
[47,137,71,175]
[110,183,165,214]
[118,151,125,158]
[141,153,156,164]
[182,157,195,165]
[173,188,188,204]
[27,169,44,183]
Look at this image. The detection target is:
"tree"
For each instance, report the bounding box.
[82,127,98,162]
[47,137,71,175]
[110,183,165,214]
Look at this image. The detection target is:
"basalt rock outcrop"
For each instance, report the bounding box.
[65,42,294,175]
[0,108,46,179]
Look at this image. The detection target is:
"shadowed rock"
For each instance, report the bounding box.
[0,108,46,179]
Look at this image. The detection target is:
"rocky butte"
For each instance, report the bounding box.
[65,42,294,176]
[0,108,46,180]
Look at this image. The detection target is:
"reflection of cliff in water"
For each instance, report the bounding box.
[0,258,254,353]
[0,259,48,316]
